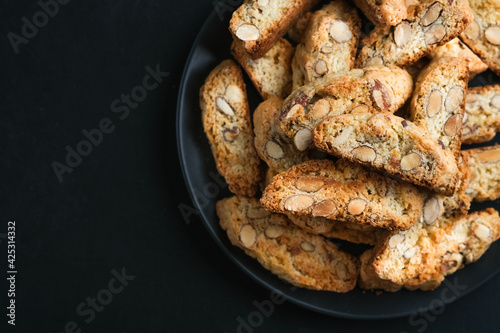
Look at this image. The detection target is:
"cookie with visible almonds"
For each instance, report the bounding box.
[352,0,414,26]
[292,0,361,90]
[427,38,488,79]
[279,66,413,151]
[287,214,387,245]
[253,96,309,174]
[464,145,500,202]
[313,112,460,195]
[409,56,468,160]
[463,85,500,144]
[355,0,473,68]
[217,196,360,292]
[368,208,500,288]
[200,60,261,197]
[261,159,423,231]
[460,0,500,76]
[232,38,293,99]
[229,0,320,59]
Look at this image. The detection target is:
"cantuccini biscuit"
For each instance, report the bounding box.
[292,0,361,90]
[464,145,500,202]
[261,159,423,230]
[313,112,460,195]
[200,60,261,197]
[463,85,500,144]
[232,38,294,99]
[409,56,468,160]
[356,0,473,68]
[460,0,500,76]
[230,0,320,59]
[368,209,500,288]
[217,196,360,292]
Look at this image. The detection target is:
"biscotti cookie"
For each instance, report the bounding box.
[369,208,500,288]
[464,145,500,202]
[279,66,414,151]
[253,96,309,174]
[200,60,261,197]
[261,159,423,230]
[460,0,500,76]
[229,0,320,59]
[352,0,413,27]
[462,85,500,144]
[409,56,468,160]
[355,0,473,68]
[232,38,294,99]
[427,38,488,79]
[288,214,386,245]
[217,196,360,292]
[292,0,361,90]
[313,112,460,195]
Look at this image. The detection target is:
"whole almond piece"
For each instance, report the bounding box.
[236,24,260,41]
[426,89,443,117]
[485,26,500,45]
[239,224,257,248]
[421,2,442,27]
[329,20,352,43]
[284,194,315,212]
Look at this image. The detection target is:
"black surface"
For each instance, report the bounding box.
[177,9,500,320]
[1,0,500,332]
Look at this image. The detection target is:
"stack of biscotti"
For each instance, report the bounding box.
[198,0,500,293]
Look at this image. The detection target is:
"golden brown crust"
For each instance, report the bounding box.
[313,112,460,195]
[356,0,473,68]
[260,159,423,231]
[231,38,293,99]
[370,208,500,288]
[427,38,488,79]
[409,56,468,161]
[460,0,500,76]
[463,85,500,144]
[229,0,320,59]
[292,0,361,90]
[217,196,360,292]
[200,60,261,197]
[464,145,500,202]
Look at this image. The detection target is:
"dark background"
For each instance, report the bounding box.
[1,0,500,332]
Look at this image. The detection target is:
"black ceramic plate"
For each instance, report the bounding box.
[177,9,500,319]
